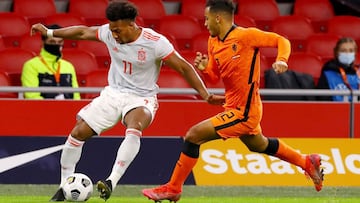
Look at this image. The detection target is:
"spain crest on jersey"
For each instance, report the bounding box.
[138,48,146,64]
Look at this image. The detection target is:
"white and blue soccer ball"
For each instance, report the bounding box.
[62,173,93,202]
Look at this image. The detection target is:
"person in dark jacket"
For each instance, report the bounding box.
[317,37,359,101]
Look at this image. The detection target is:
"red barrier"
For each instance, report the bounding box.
[354,104,360,138]
[0,100,351,138]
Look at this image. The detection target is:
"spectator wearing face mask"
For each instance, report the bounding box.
[316,37,359,101]
[21,24,80,100]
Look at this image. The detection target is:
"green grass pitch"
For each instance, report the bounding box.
[0,184,359,203]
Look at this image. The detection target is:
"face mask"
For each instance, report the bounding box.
[338,52,355,65]
[44,44,62,57]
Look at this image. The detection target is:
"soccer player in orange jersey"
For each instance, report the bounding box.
[142,0,324,202]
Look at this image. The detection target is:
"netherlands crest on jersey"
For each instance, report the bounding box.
[232,43,237,52]
[138,48,146,64]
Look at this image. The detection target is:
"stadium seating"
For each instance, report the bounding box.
[192,32,210,54]
[356,53,360,65]
[293,0,335,32]
[159,15,202,51]
[45,13,87,48]
[130,0,166,30]
[83,69,108,99]
[68,0,108,26]
[161,33,180,52]
[327,15,360,45]
[178,50,197,65]
[272,15,314,52]
[20,34,43,54]
[306,33,341,63]
[0,48,36,86]
[157,68,198,100]
[45,13,87,28]
[234,15,257,28]
[287,52,323,85]
[0,71,18,98]
[0,36,5,51]
[0,13,30,47]
[62,48,99,86]
[178,50,225,89]
[135,16,145,27]
[260,47,278,65]
[237,0,280,31]
[77,40,110,69]
[180,0,206,29]
[260,55,271,88]
[13,0,57,25]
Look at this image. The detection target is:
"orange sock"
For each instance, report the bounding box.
[168,153,198,191]
[275,139,306,169]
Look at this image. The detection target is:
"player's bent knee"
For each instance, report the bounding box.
[71,120,96,141]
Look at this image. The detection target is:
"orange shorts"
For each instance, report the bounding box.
[210,107,262,139]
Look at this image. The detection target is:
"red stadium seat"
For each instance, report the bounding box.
[237,0,280,31]
[192,32,210,53]
[20,34,43,54]
[77,40,110,69]
[327,15,360,45]
[159,15,202,51]
[0,71,18,98]
[68,0,108,26]
[260,47,278,65]
[356,52,360,65]
[62,49,100,86]
[45,14,87,48]
[260,55,271,88]
[0,36,5,51]
[234,15,257,28]
[130,0,166,30]
[13,0,57,25]
[180,0,206,29]
[0,13,30,47]
[162,33,180,52]
[178,50,197,65]
[45,13,87,27]
[0,48,36,86]
[306,33,341,63]
[272,15,314,52]
[83,69,108,99]
[287,52,323,84]
[135,16,145,27]
[178,50,225,89]
[157,69,198,100]
[293,0,334,33]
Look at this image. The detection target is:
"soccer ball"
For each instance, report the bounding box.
[62,173,93,202]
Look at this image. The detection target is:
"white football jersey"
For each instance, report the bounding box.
[97,24,174,96]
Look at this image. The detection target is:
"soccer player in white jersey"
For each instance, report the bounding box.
[30,1,225,201]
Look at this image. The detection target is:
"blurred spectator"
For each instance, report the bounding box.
[21,24,80,99]
[316,37,359,101]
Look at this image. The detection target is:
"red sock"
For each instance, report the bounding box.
[275,139,306,169]
[168,153,198,191]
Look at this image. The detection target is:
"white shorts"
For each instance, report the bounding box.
[78,86,158,135]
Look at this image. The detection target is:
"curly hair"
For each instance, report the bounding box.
[106,1,138,22]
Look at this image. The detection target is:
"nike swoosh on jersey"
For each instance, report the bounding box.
[0,144,64,173]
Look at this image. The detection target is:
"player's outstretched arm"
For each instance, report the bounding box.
[31,23,99,41]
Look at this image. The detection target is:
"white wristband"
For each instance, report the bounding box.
[47,29,54,38]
